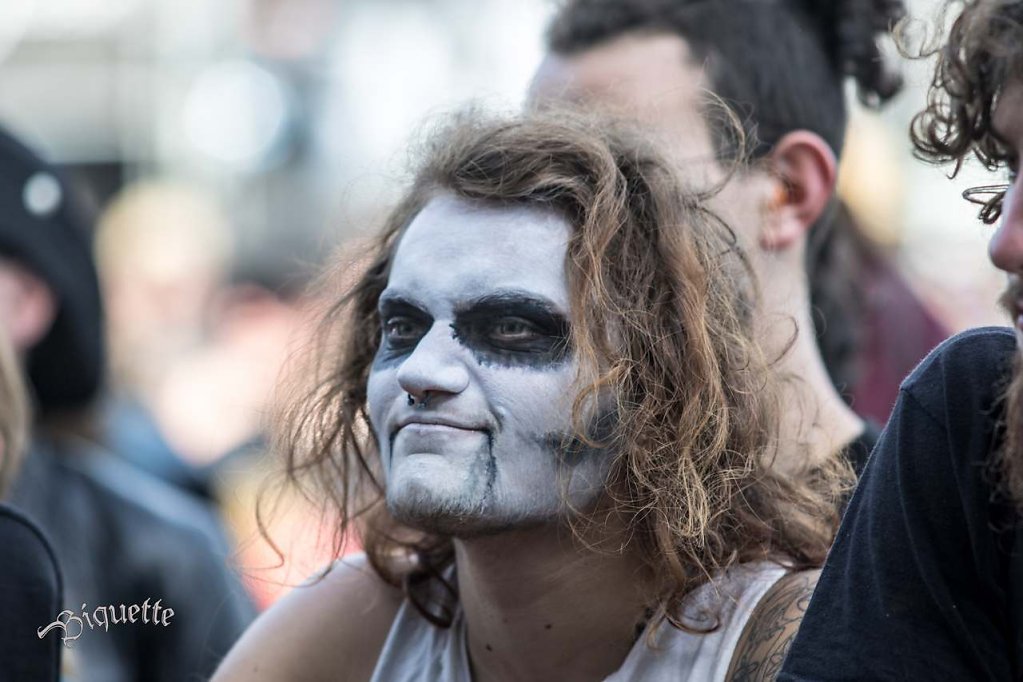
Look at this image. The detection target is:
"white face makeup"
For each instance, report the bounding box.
[366,195,611,536]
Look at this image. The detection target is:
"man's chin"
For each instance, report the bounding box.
[388,506,523,539]
[385,491,548,538]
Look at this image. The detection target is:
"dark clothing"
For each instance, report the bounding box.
[0,503,62,681]
[844,420,881,479]
[780,327,1022,681]
[11,437,256,682]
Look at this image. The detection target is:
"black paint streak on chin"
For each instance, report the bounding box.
[451,292,571,370]
[387,429,397,469]
[540,409,618,466]
[485,431,496,498]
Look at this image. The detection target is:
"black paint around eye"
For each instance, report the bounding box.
[452,293,571,369]
[374,298,433,367]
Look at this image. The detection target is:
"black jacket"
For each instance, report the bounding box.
[11,436,256,682]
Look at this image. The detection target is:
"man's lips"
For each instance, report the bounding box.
[393,414,489,435]
[388,415,492,456]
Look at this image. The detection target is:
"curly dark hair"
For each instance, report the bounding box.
[910,0,1023,224]
[267,109,847,633]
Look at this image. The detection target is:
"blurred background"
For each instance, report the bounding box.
[0,0,1006,608]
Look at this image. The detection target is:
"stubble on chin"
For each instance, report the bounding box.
[384,442,499,537]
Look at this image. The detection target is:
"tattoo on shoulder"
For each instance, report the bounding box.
[724,570,819,682]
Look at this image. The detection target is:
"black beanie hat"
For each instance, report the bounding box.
[0,127,104,413]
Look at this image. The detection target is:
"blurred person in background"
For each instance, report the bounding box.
[215,110,848,682]
[96,181,235,499]
[779,1,1023,678]
[529,0,947,469]
[0,125,256,681]
[95,186,337,605]
[95,172,347,607]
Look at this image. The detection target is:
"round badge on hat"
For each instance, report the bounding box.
[23,172,62,218]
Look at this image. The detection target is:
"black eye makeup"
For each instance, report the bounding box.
[452,293,571,369]
[376,297,433,363]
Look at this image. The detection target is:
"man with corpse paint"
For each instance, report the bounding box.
[779,1,1023,679]
[529,0,921,483]
[213,110,848,681]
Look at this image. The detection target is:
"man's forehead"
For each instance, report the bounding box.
[533,32,707,113]
[387,196,570,307]
[530,32,720,176]
[395,196,568,253]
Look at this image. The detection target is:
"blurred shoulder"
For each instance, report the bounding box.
[901,326,1016,406]
[724,569,820,682]
[213,553,404,682]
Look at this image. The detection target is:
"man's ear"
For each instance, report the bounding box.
[759,131,837,251]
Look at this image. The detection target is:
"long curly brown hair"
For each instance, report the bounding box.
[0,329,28,497]
[910,0,1023,223]
[909,0,1023,506]
[269,109,845,631]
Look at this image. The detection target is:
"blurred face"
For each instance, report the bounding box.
[0,258,54,353]
[529,33,764,245]
[366,195,611,536]
[987,79,1023,343]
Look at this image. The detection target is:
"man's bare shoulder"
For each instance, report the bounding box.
[213,554,404,682]
[724,568,820,682]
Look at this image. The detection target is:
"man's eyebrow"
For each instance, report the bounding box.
[454,290,567,316]
[378,292,427,312]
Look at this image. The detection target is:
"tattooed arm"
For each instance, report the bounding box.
[724,569,820,682]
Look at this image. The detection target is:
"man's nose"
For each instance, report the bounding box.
[395,324,471,401]
[989,183,1023,274]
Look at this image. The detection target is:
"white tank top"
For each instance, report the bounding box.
[369,561,787,682]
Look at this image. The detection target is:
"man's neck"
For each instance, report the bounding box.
[756,271,865,473]
[454,525,652,682]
